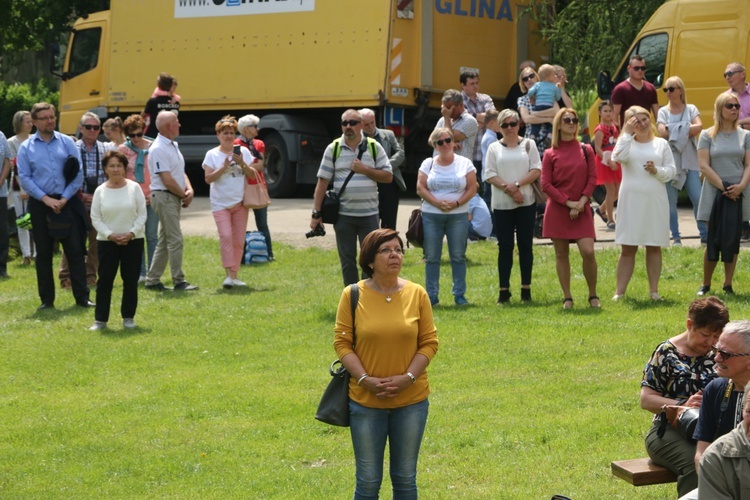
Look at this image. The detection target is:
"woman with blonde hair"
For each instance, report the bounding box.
[517,66,558,155]
[541,108,599,308]
[696,92,750,295]
[656,76,705,245]
[103,117,126,146]
[612,106,675,301]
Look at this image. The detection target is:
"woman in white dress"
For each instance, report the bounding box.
[612,106,676,301]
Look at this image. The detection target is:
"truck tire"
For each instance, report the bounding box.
[263,132,296,198]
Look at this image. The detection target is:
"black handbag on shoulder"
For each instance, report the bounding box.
[315,283,359,427]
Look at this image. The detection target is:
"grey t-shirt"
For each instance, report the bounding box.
[696,128,750,221]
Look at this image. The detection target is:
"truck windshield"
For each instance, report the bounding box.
[614,32,668,88]
[68,28,101,78]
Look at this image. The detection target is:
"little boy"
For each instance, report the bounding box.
[526,64,561,138]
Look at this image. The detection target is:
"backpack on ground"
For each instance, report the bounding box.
[243,231,269,264]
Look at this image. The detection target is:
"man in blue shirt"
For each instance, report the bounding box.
[17,102,93,310]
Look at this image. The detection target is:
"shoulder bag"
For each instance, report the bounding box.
[320,140,368,224]
[243,169,271,209]
[315,283,359,427]
[526,139,547,205]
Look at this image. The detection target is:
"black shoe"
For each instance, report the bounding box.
[594,207,607,224]
[497,289,512,304]
[742,229,750,242]
[723,285,735,295]
[145,282,167,291]
[697,285,711,296]
[37,303,55,311]
[173,282,198,291]
[521,288,532,302]
[76,299,96,308]
[0,271,8,279]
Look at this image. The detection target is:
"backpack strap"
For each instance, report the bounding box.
[349,283,359,347]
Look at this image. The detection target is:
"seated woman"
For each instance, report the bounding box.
[640,296,729,497]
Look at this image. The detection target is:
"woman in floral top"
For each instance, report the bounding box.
[640,297,729,497]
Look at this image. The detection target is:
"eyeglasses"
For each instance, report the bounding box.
[127,132,144,138]
[724,70,743,78]
[500,121,519,129]
[663,87,678,93]
[248,124,258,128]
[377,247,404,255]
[521,74,536,82]
[562,117,579,124]
[712,345,750,359]
[631,66,647,72]
[341,120,361,127]
[83,124,101,131]
[725,103,742,110]
[435,137,453,146]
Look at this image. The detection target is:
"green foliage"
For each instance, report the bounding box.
[1,236,747,497]
[0,79,59,136]
[526,0,666,94]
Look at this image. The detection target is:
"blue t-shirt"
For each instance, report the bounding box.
[694,378,745,443]
[527,81,562,108]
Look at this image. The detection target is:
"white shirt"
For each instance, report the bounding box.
[202,146,254,212]
[149,134,185,192]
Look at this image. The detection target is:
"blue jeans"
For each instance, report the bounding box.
[666,170,707,242]
[140,204,159,277]
[349,398,429,500]
[252,207,273,258]
[422,211,469,300]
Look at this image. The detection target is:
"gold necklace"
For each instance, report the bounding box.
[369,279,398,303]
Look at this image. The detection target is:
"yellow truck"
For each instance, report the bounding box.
[53,0,546,196]
[586,0,750,139]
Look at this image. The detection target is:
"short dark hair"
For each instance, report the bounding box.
[359,229,404,276]
[689,296,729,332]
[460,70,479,85]
[31,102,55,119]
[101,150,129,171]
[157,72,174,91]
[629,54,644,65]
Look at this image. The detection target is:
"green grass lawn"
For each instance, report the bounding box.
[1,238,748,498]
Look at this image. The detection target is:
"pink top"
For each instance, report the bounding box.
[119,142,153,199]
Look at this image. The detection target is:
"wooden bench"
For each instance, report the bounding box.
[611,458,677,486]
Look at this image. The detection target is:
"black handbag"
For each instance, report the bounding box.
[320,140,368,224]
[315,283,359,426]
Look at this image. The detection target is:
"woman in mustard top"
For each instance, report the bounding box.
[334,228,438,499]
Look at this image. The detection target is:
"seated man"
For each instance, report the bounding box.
[468,193,492,241]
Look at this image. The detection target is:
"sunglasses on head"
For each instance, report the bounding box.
[341,119,361,127]
[128,132,144,138]
[724,70,743,78]
[436,137,453,146]
[631,65,646,71]
[712,345,750,359]
[663,86,679,93]
[83,124,101,131]
[562,117,579,124]
[725,103,742,110]
[500,121,519,129]
[521,74,535,82]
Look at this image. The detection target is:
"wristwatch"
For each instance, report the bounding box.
[312,210,322,219]
[514,181,520,188]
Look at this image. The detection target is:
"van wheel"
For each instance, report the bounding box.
[263,132,296,198]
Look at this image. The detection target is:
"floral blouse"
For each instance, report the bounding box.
[641,340,716,399]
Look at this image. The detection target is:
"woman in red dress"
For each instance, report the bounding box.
[541,108,600,309]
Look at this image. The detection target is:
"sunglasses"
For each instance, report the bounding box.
[712,345,750,359]
[436,137,453,146]
[631,66,646,71]
[562,117,579,124]
[724,103,742,110]
[83,124,101,131]
[663,87,679,93]
[724,70,743,78]
[521,74,536,82]
[341,120,361,127]
[127,132,144,138]
[500,121,519,129]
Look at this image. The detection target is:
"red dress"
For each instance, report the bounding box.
[541,140,597,240]
[594,123,623,185]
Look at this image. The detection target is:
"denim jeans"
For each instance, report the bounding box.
[140,204,159,277]
[252,207,274,258]
[349,398,429,500]
[666,170,707,241]
[422,211,469,300]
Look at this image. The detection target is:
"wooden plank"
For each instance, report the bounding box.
[611,458,677,486]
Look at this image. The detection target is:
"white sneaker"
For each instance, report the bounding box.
[232,279,247,287]
[89,321,107,331]
[612,294,625,302]
[138,275,147,284]
[222,277,234,289]
[123,318,137,329]
[650,292,663,301]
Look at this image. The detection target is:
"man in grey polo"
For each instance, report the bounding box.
[310,109,393,285]
[145,111,197,291]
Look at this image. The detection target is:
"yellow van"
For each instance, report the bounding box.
[585,0,750,140]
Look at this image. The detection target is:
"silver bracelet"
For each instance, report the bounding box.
[357,373,369,386]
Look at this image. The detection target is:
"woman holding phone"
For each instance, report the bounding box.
[202,115,258,288]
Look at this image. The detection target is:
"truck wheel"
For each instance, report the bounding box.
[263,132,296,198]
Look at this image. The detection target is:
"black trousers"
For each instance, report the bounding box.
[377,180,400,230]
[0,196,8,274]
[95,238,144,322]
[28,197,89,305]
[495,204,536,288]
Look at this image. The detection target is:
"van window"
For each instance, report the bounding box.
[614,33,669,88]
[68,28,101,78]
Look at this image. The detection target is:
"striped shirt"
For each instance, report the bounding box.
[463,91,496,162]
[317,134,392,217]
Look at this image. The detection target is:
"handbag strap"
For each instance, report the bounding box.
[349,283,359,347]
[335,140,369,198]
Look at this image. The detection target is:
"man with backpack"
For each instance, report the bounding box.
[309,109,392,285]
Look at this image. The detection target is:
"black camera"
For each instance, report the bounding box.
[305,225,326,238]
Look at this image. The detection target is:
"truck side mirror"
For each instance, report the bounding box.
[653,73,664,88]
[597,70,613,101]
[49,42,62,78]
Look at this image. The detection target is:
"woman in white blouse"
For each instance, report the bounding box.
[90,150,147,330]
[484,109,541,303]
